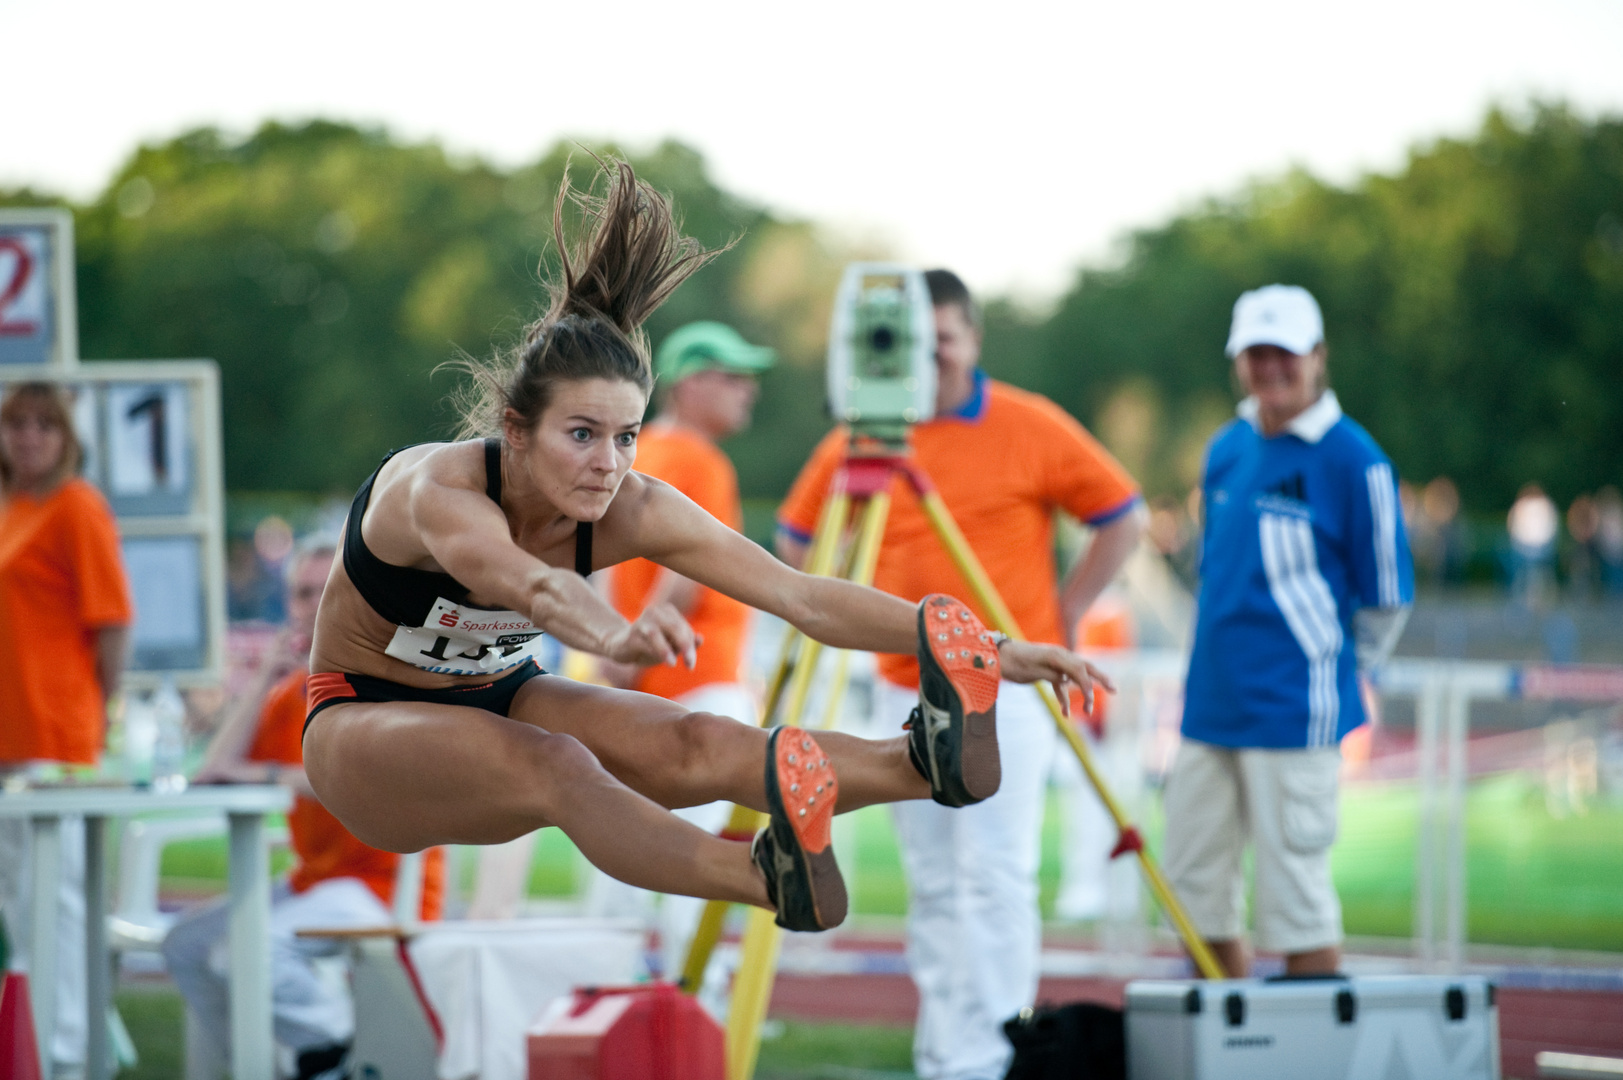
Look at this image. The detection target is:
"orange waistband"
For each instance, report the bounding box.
[306,672,358,715]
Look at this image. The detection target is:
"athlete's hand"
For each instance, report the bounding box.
[996,641,1115,715]
[604,602,703,669]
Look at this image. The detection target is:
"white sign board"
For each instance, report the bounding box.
[1,362,226,686]
[0,208,77,368]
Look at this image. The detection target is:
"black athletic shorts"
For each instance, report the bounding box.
[303,660,545,735]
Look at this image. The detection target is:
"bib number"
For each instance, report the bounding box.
[385,597,544,676]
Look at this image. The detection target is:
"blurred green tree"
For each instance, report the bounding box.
[4,103,1619,515]
[985,103,1623,511]
[8,122,858,497]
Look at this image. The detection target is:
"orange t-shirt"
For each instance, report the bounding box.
[248,671,444,919]
[778,377,1140,689]
[0,479,133,765]
[610,422,751,700]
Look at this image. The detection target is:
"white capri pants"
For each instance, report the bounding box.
[0,815,88,1068]
[1161,738,1343,955]
[881,679,1056,1080]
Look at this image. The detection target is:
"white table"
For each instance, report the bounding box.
[0,785,290,1080]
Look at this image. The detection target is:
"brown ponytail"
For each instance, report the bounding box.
[453,158,723,437]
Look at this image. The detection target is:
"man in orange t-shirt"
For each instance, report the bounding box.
[163,543,443,1079]
[777,271,1143,1080]
[594,320,774,978]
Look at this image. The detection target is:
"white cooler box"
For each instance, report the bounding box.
[1126,975,1499,1080]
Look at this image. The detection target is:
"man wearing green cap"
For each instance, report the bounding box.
[596,320,774,978]
[604,320,774,703]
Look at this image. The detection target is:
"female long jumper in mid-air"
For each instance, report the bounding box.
[300,159,1111,932]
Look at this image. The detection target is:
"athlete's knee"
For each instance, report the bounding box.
[669,709,749,780]
[522,728,613,813]
[671,710,720,770]
[688,708,749,756]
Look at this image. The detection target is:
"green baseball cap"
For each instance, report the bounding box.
[655,321,776,382]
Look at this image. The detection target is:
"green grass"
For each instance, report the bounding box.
[160,834,294,890]
[756,1021,916,1079]
[114,986,185,1080]
[527,826,584,896]
[111,986,915,1080]
[161,778,1623,952]
[831,778,1623,951]
[1334,774,1623,950]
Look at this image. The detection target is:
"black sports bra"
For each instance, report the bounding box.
[343,437,593,629]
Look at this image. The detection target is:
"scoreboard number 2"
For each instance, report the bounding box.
[0,209,76,368]
[0,235,41,335]
[0,232,44,336]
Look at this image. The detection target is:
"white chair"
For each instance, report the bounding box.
[105,812,290,1079]
[112,813,294,956]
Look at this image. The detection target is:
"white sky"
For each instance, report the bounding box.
[7,0,1623,300]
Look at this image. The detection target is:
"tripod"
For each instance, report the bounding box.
[681,434,1224,1080]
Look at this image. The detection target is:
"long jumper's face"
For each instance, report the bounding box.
[517,377,647,521]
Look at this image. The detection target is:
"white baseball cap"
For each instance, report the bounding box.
[1225,284,1324,358]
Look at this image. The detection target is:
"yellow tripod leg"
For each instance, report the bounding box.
[1033,681,1224,978]
[677,802,764,992]
[777,493,888,731]
[679,492,855,996]
[726,907,784,1080]
[801,487,889,736]
[845,491,890,591]
[917,490,1226,979]
[759,490,852,723]
[723,491,895,1079]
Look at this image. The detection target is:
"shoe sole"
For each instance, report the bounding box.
[763,726,847,930]
[917,594,1002,805]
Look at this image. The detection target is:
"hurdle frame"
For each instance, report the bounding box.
[1090,648,1623,975]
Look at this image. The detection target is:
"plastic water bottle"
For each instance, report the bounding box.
[151,678,189,795]
[123,693,157,788]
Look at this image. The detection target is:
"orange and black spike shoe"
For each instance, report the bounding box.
[907,594,1003,807]
[752,725,848,932]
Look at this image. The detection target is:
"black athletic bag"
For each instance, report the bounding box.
[1003,1001,1127,1080]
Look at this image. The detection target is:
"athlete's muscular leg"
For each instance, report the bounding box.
[506,675,931,813]
[302,700,767,906]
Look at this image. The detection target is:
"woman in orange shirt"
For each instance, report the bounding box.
[0,381,133,1071]
[0,382,132,761]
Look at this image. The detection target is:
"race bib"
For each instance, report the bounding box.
[385,596,545,676]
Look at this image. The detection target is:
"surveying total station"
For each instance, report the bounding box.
[825,264,937,444]
[680,263,1224,1079]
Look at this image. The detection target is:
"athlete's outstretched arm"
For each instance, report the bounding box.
[638,481,1112,696]
[403,455,698,669]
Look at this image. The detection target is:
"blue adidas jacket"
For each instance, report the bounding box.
[1184,392,1414,750]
